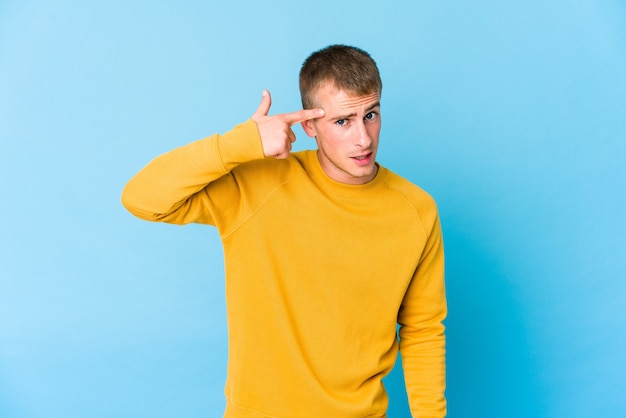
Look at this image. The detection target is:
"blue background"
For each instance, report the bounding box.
[1,1,625,417]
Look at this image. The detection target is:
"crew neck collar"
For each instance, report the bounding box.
[302,150,387,196]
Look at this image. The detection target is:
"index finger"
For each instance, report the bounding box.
[282,108,325,125]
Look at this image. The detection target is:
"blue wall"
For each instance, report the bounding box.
[1,1,624,417]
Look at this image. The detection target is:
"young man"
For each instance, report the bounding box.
[122,45,446,417]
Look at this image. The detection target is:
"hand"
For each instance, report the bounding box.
[251,90,325,159]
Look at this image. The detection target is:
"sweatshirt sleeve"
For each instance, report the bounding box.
[398,212,447,417]
[121,119,264,225]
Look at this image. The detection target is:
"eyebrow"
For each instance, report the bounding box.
[331,102,381,121]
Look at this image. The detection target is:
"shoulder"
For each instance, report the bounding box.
[228,150,313,187]
[381,167,437,206]
[380,167,440,226]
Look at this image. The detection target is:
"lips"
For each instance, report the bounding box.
[351,153,373,166]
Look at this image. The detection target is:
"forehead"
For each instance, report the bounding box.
[312,83,380,111]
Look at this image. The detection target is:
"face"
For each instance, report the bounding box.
[301,84,381,185]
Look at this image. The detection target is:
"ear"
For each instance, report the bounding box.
[301,119,317,138]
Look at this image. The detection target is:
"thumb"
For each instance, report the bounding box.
[252,89,272,118]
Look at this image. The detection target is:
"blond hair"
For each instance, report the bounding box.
[299,45,382,109]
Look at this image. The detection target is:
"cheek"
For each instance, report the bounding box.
[320,128,346,146]
[367,123,381,139]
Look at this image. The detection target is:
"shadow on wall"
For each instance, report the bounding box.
[384,227,544,418]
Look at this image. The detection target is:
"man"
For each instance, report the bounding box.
[122,45,446,417]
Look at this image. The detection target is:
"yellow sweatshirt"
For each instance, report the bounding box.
[122,120,446,417]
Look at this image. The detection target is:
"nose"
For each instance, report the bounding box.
[353,121,372,149]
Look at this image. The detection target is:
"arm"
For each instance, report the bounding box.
[121,90,325,225]
[399,213,447,417]
[121,119,263,225]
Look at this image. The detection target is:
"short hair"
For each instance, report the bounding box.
[299,45,382,109]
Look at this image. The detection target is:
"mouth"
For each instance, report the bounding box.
[351,152,373,165]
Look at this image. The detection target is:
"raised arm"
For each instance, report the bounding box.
[121,91,324,225]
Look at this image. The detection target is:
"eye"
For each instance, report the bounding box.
[336,119,348,127]
[365,112,377,121]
